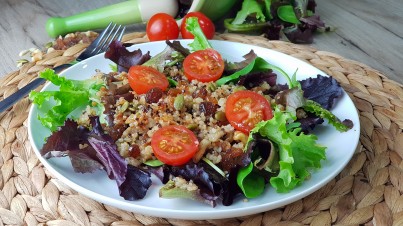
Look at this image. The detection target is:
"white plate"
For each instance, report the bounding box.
[28,40,360,220]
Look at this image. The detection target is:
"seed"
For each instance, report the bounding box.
[186,124,198,130]
[174,94,185,110]
[214,111,227,122]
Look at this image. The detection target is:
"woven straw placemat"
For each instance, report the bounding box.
[0,32,401,226]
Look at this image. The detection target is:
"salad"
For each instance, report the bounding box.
[30,18,353,207]
[225,0,328,44]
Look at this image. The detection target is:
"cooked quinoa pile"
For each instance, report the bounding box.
[80,66,271,172]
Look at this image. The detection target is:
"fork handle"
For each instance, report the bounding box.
[0,64,71,113]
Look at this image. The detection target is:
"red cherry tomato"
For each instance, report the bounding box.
[146,13,179,41]
[183,49,224,82]
[181,12,215,39]
[151,125,199,166]
[128,65,169,94]
[225,90,273,133]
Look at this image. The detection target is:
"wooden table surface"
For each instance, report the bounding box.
[1,0,402,83]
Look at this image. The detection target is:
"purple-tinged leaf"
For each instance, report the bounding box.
[87,117,127,187]
[160,180,217,207]
[40,119,103,174]
[87,136,127,186]
[166,40,190,57]
[307,0,317,12]
[300,74,343,110]
[69,151,104,173]
[221,167,242,206]
[297,114,324,133]
[170,163,218,195]
[226,50,258,73]
[264,24,283,41]
[283,25,314,44]
[300,15,325,29]
[40,119,88,157]
[119,165,152,200]
[105,40,151,72]
[145,166,167,183]
[238,70,277,89]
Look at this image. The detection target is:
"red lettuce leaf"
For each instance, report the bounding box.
[170,162,219,196]
[300,74,343,110]
[263,24,282,41]
[300,15,325,28]
[40,119,103,173]
[161,162,243,206]
[225,50,258,74]
[166,40,190,57]
[87,117,127,187]
[162,162,222,205]
[40,116,155,200]
[283,25,314,44]
[297,114,324,133]
[40,119,88,157]
[105,40,151,72]
[119,165,152,200]
[68,150,104,174]
[221,167,242,206]
[237,70,277,89]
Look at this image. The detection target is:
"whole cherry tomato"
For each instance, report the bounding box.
[146,13,179,41]
[181,12,215,39]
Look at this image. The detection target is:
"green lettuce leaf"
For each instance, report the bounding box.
[185,17,212,52]
[246,107,326,193]
[231,0,266,25]
[29,68,105,131]
[303,99,352,132]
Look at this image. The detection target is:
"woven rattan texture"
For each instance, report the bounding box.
[0,32,401,226]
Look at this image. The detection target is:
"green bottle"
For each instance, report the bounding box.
[46,0,179,38]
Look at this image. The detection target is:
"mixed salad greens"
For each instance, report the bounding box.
[30,18,353,207]
[178,0,328,43]
[225,0,328,43]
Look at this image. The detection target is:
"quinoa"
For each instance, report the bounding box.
[89,65,271,169]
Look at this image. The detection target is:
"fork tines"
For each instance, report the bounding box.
[92,22,126,55]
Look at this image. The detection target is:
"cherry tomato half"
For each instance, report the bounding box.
[151,125,199,166]
[183,49,224,82]
[128,65,169,94]
[225,90,273,133]
[181,12,215,39]
[146,13,179,41]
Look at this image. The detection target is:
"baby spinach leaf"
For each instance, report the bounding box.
[277,5,301,24]
[216,56,299,89]
[237,163,265,198]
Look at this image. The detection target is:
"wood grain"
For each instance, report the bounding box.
[313,0,403,83]
[0,0,402,83]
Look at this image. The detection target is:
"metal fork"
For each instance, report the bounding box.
[0,22,126,113]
